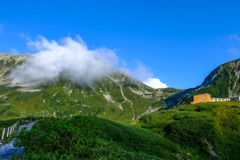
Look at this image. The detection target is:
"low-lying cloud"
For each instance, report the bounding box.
[131,62,154,81]
[9,36,168,89]
[9,36,119,86]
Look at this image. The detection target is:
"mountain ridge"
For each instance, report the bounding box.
[165,58,240,109]
[0,53,181,120]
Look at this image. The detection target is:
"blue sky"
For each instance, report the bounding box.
[0,0,240,89]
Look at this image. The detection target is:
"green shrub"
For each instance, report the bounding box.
[13,116,177,159]
[141,102,240,159]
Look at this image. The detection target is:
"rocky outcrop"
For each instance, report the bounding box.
[0,53,181,120]
[0,53,31,85]
[165,58,240,109]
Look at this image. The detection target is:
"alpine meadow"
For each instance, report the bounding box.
[0,1,240,159]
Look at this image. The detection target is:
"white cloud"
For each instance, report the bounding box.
[131,62,153,81]
[9,36,119,86]
[230,34,240,42]
[9,35,169,89]
[130,62,168,88]
[143,78,168,89]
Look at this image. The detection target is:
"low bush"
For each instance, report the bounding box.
[141,102,240,159]
[13,116,178,159]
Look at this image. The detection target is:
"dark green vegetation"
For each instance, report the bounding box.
[0,119,21,145]
[141,102,240,159]
[165,58,240,108]
[13,116,177,160]
[0,119,19,135]
[189,61,237,98]
[1,55,240,159]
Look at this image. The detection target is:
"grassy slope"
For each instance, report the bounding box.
[190,59,240,98]
[0,80,160,121]
[190,71,230,98]
[13,116,178,160]
[141,102,240,160]
[165,59,240,109]
[0,53,182,121]
[0,75,181,121]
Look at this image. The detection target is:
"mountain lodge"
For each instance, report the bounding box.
[186,93,240,104]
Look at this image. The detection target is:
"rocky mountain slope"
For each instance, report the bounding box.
[0,54,30,85]
[0,53,181,120]
[165,58,240,109]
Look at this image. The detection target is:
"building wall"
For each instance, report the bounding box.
[191,94,211,104]
[230,96,240,101]
[186,94,240,105]
[211,98,230,102]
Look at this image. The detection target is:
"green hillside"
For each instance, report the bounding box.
[13,116,178,160]
[165,58,240,108]
[0,53,181,121]
[0,76,180,121]
[11,102,240,159]
[190,58,240,98]
[1,54,240,159]
[141,102,240,159]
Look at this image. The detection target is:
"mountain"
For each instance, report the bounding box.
[0,53,182,120]
[165,58,240,109]
[1,54,239,159]
[0,54,30,85]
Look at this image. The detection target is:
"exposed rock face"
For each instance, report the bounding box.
[0,53,181,120]
[0,53,31,85]
[165,58,240,109]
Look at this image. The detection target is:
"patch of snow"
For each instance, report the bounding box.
[204,139,220,159]
[2,96,8,100]
[119,84,135,119]
[53,92,57,97]
[138,105,162,120]
[103,93,123,110]
[18,88,41,92]
[68,89,72,95]
[0,94,7,98]
[128,87,153,99]
[82,104,88,107]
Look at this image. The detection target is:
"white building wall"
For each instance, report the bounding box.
[211,98,231,102]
